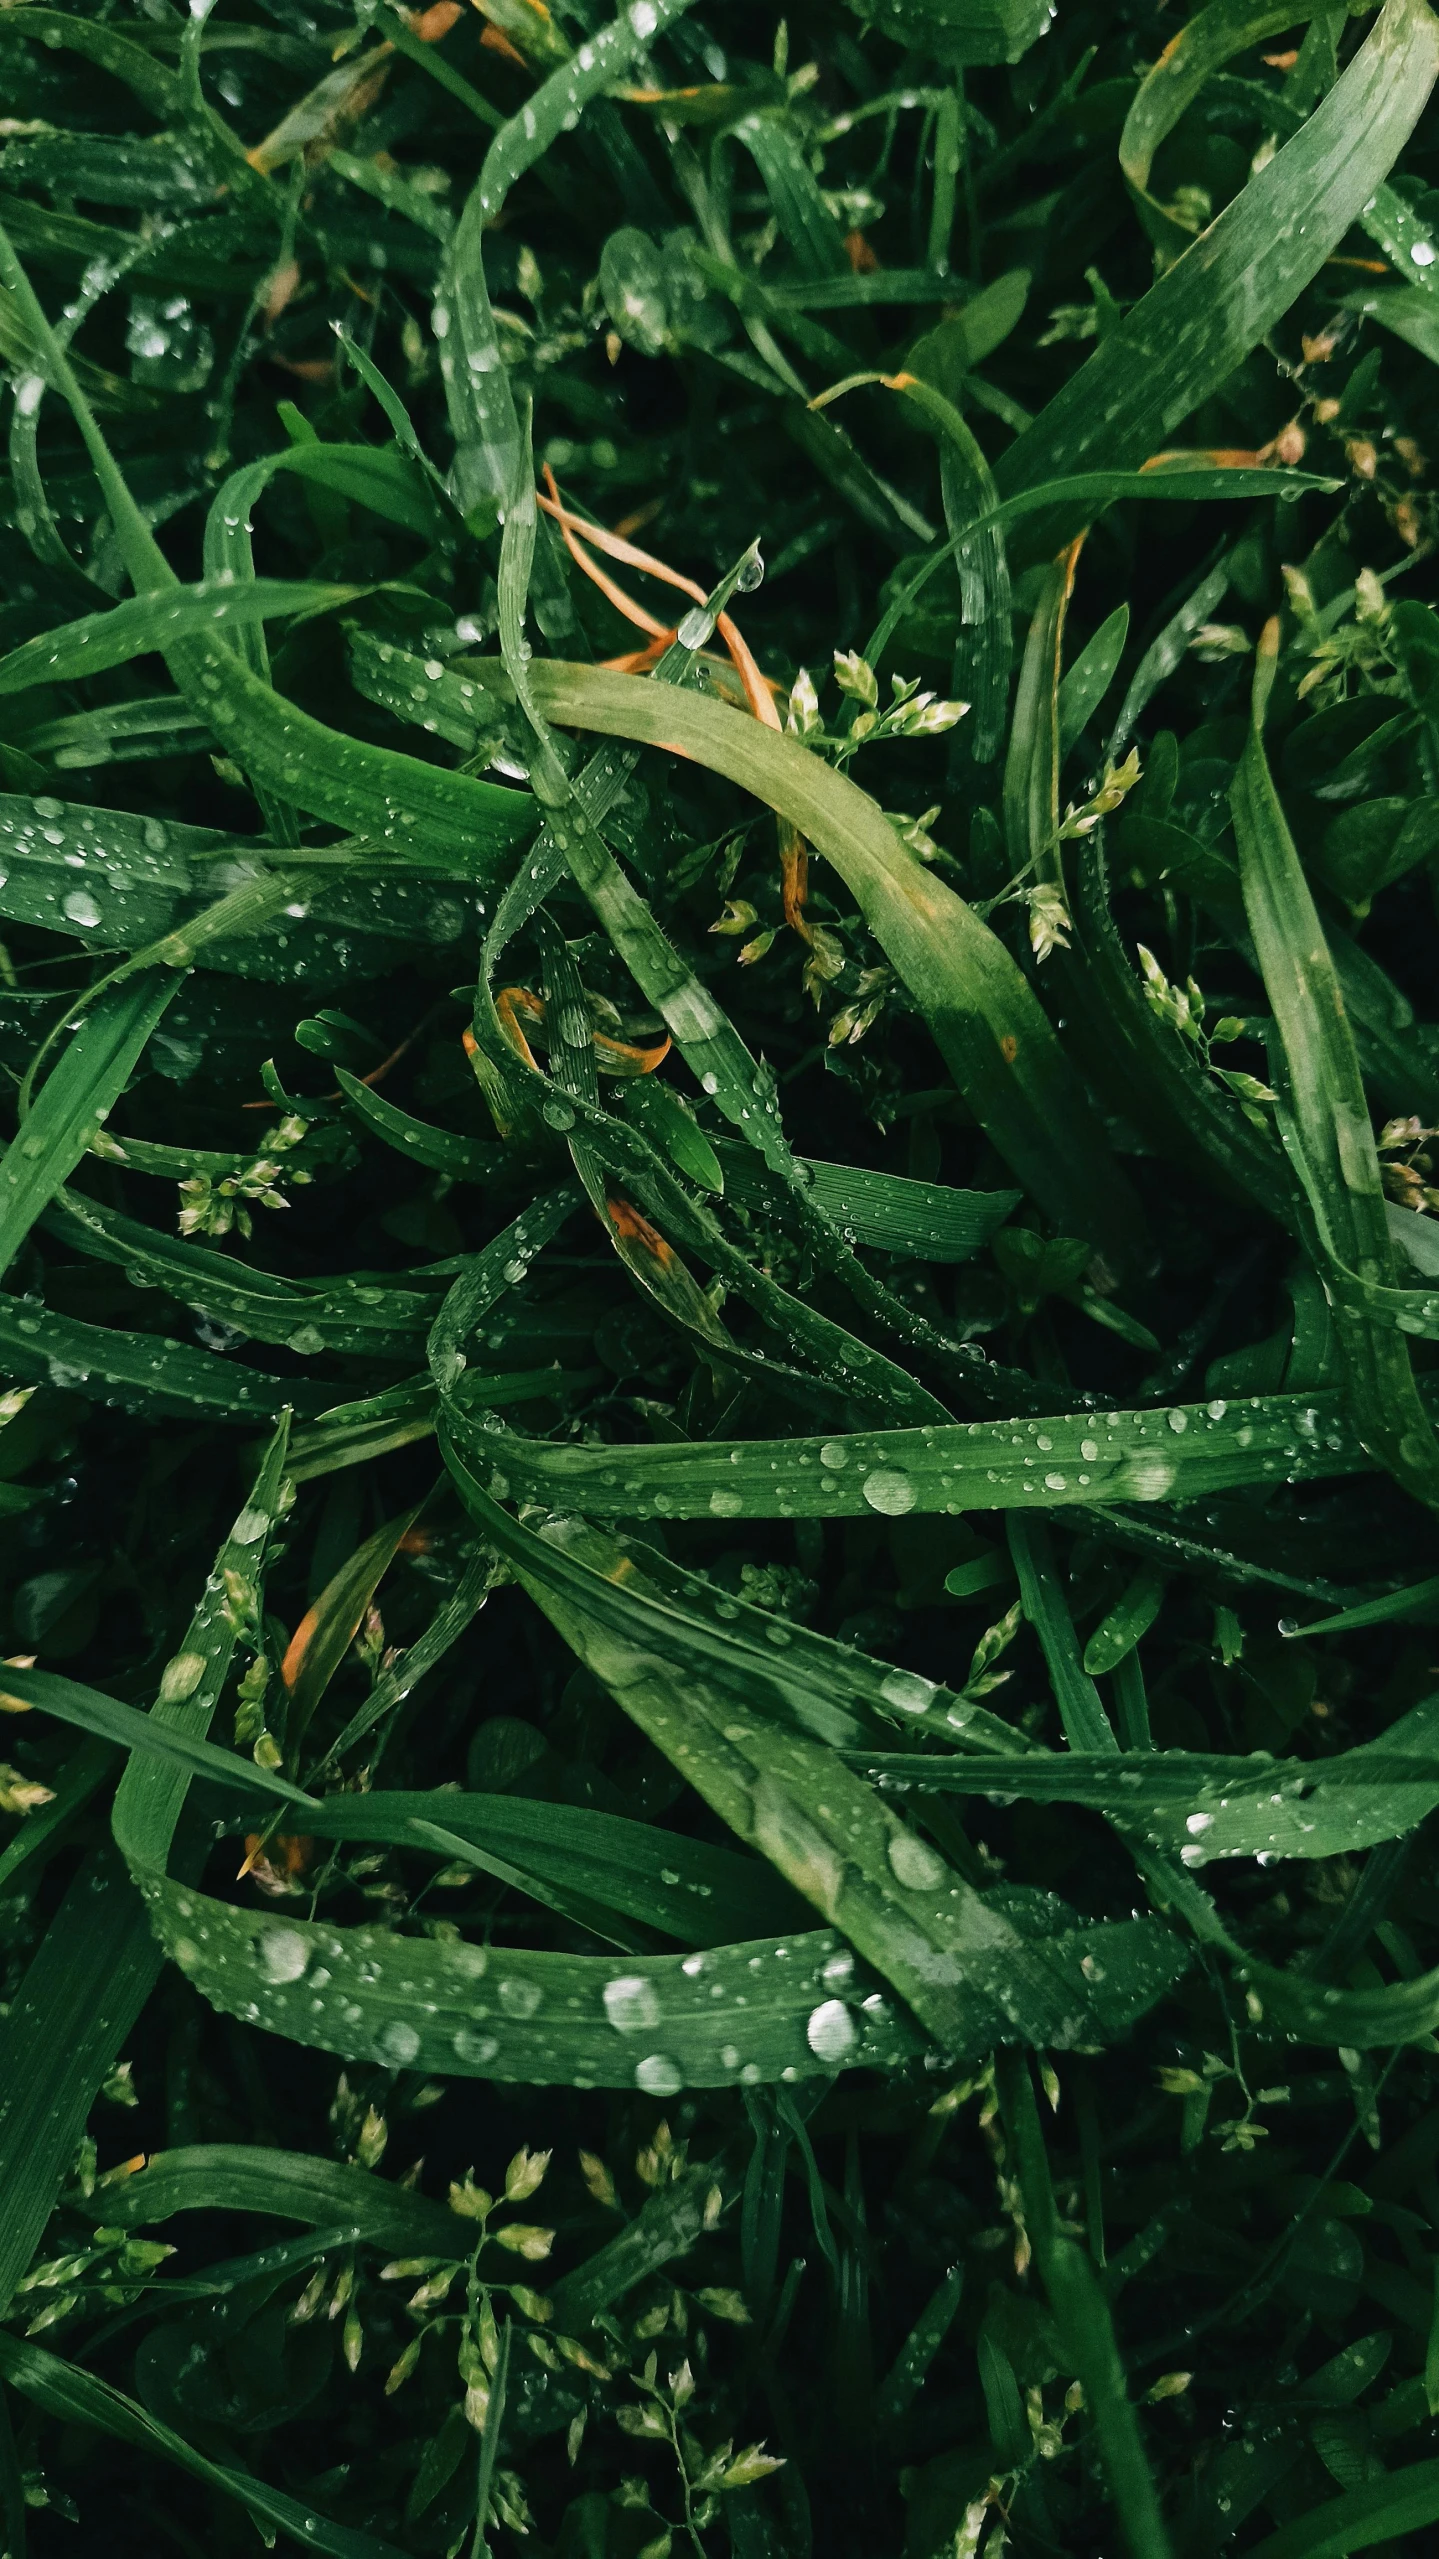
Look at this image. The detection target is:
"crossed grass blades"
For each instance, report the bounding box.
[9,2,1439,2556]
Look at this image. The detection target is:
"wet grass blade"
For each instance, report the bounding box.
[996,0,1439,509]
[0,2335,404,2559]
[0,1847,161,2318]
[0,579,369,696]
[998,2054,1174,2559]
[525,659,1148,1265]
[448,1376,1395,1521]
[1231,625,1439,1510]
[0,973,177,1279]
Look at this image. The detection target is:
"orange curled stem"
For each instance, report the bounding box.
[600,632,677,673]
[494,985,543,1071]
[594,1029,672,1074]
[538,473,777,729]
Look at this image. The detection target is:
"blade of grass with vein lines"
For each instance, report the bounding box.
[443,1441,1191,2055]
[994,0,1439,509]
[518,659,1147,1265]
[0,2337,404,2559]
[0,227,537,873]
[0,973,177,1278]
[445,1374,1395,1521]
[1232,624,1439,1510]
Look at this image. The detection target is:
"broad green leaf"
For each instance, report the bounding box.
[1060,604,1130,758]
[844,0,1058,68]
[0,8,180,116]
[1246,2456,1439,2557]
[0,1296,331,1419]
[335,1070,500,1181]
[0,792,485,986]
[738,112,850,278]
[715,1142,1020,1260]
[137,1891,924,2091]
[0,973,176,1279]
[249,1789,809,1950]
[1083,1568,1166,1675]
[854,1691,1439,1864]
[1343,282,1439,365]
[1009,1515,1119,1753]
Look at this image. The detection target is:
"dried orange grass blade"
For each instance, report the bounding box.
[606,1194,676,1264]
[780,825,810,932]
[493,987,543,1071]
[538,477,777,728]
[409,0,463,36]
[594,1030,672,1073]
[600,633,676,673]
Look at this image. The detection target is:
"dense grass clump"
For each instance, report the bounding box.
[6,0,1439,2552]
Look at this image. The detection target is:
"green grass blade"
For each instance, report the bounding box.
[447,1375,1395,1521]
[996,0,1439,506]
[0,1663,317,1807]
[1231,625,1439,1510]
[0,579,368,697]
[1008,1515,1120,1753]
[0,973,176,1279]
[0,2335,404,2559]
[0,1847,161,2317]
[442,1444,1191,2056]
[525,659,1148,1265]
[92,2145,468,2254]
[998,2054,1174,2559]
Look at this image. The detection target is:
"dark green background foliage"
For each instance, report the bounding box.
[10,0,1439,2553]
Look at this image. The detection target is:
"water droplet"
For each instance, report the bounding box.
[635,2052,683,2095]
[260,1927,311,1984]
[499,1977,542,2019]
[879,1666,937,1716]
[862,1468,915,1516]
[603,1974,662,2034]
[453,2024,499,2066]
[806,1998,857,2064]
[61,890,101,929]
[887,1829,946,1890]
[819,1440,849,1470]
[709,1489,743,1517]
